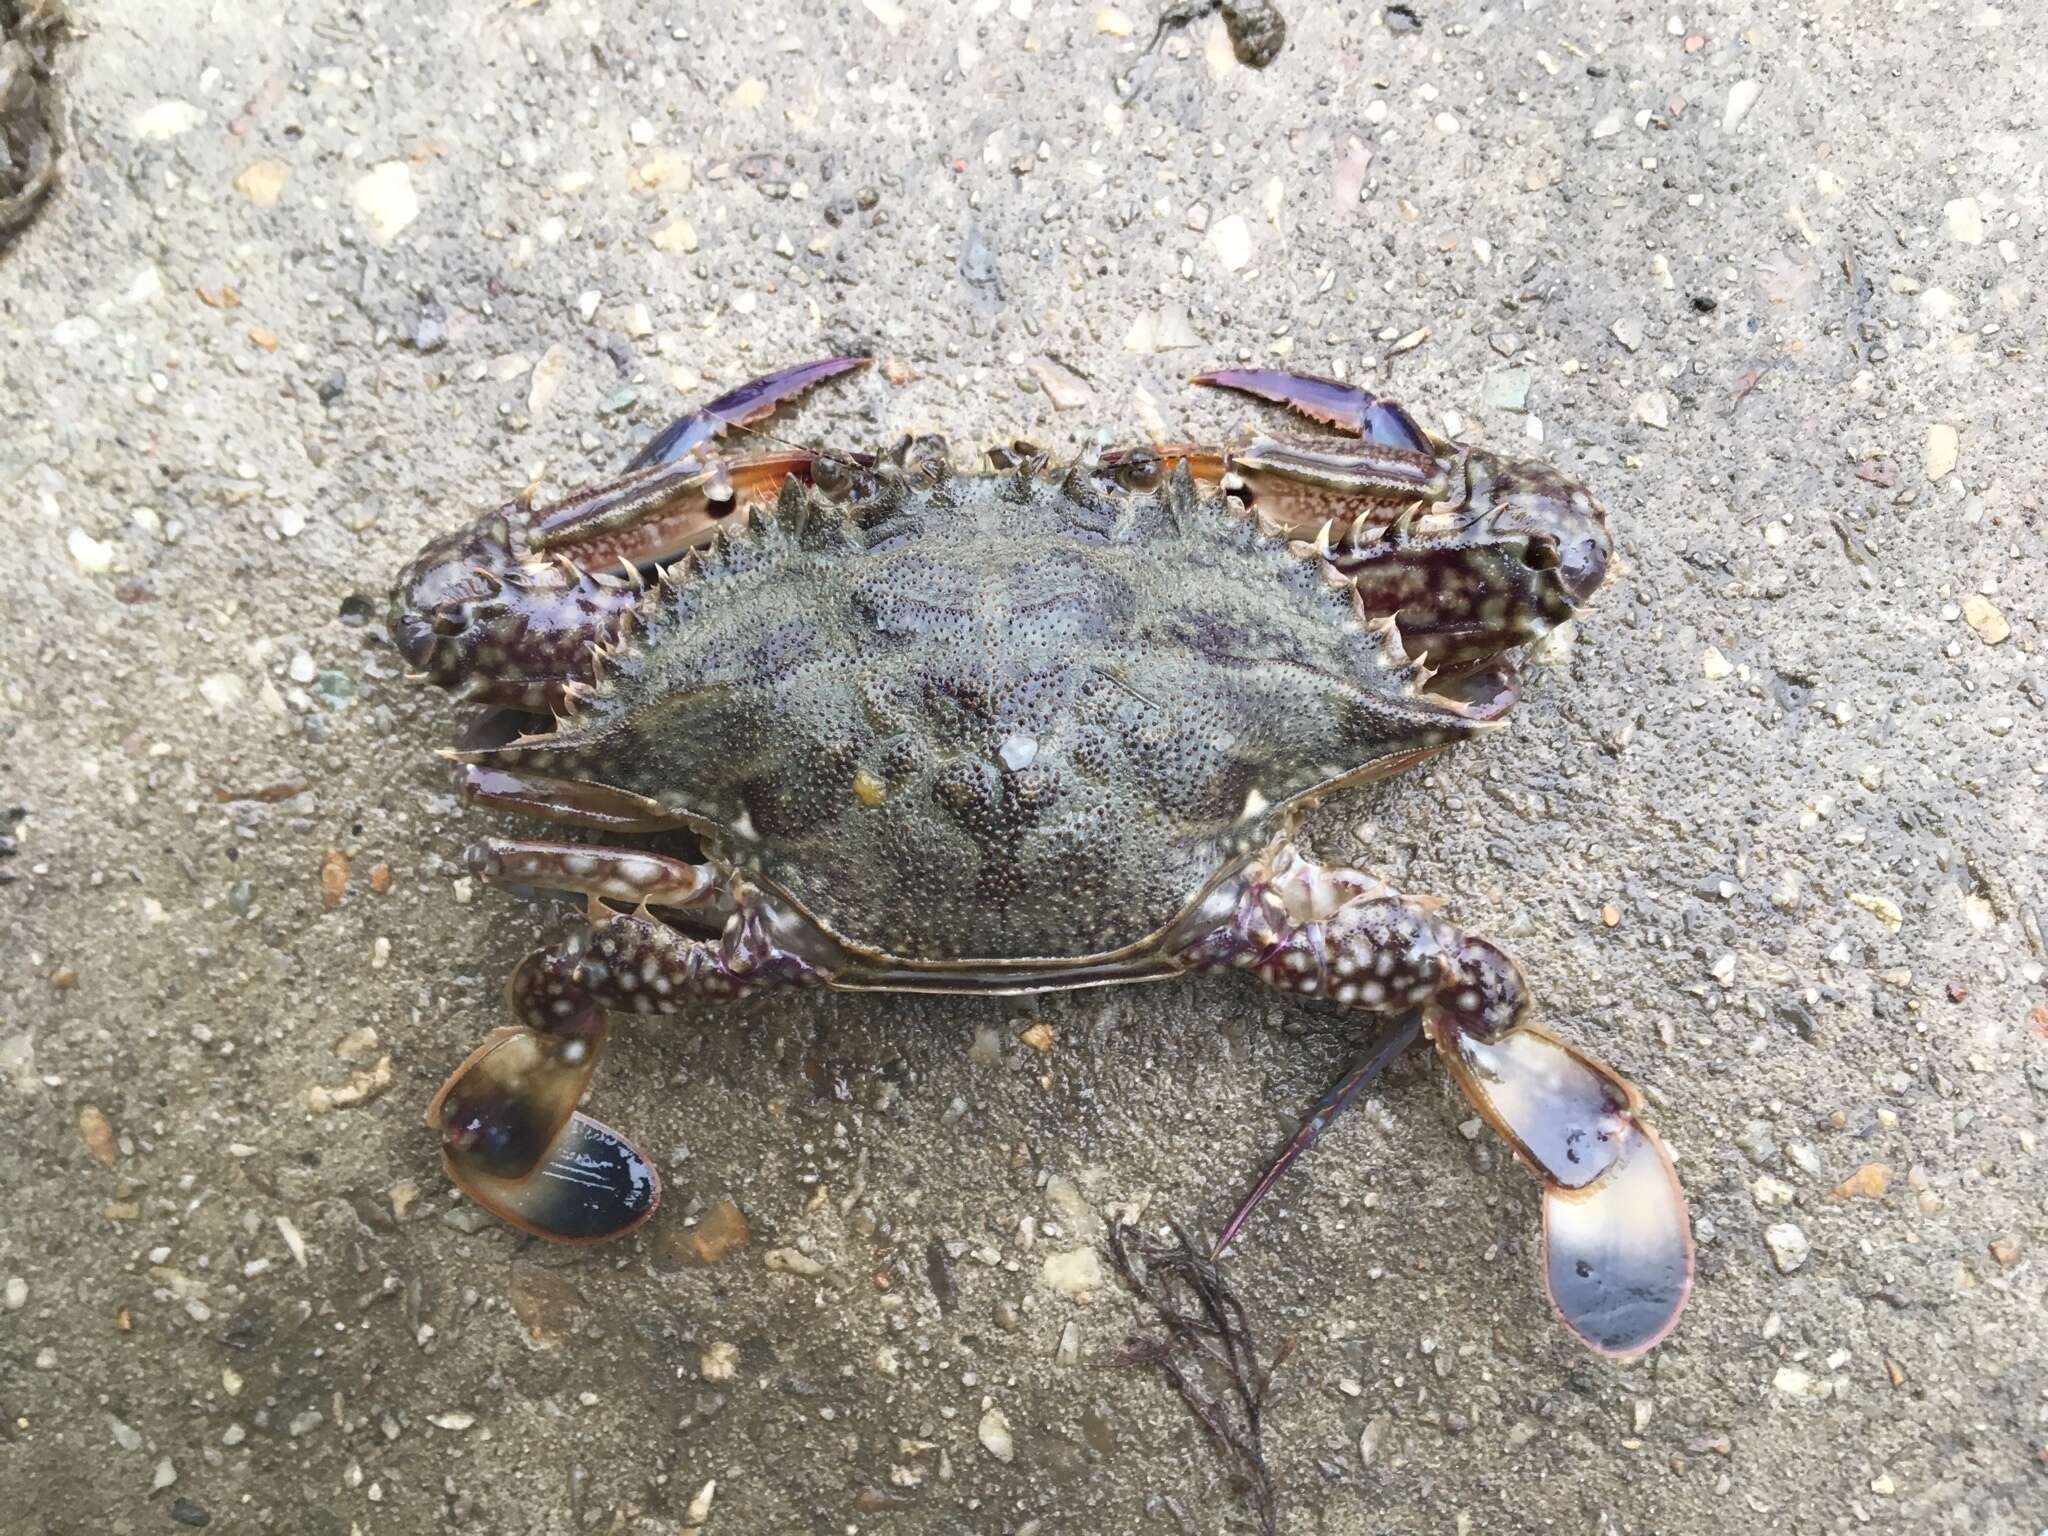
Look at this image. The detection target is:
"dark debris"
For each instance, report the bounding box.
[0,0,65,251]
[1105,1221,1292,1536]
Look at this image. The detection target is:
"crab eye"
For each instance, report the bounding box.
[1114,451,1163,493]
[1521,537,1560,573]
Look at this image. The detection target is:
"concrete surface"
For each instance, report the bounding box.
[1,1,2042,1532]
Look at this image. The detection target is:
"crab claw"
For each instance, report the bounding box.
[1432,1024,1692,1357]
[629,355,870,471]
[1193,367,1434,454]
[425,1025,660,1242]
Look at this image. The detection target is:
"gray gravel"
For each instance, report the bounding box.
[2,2,2043,1532]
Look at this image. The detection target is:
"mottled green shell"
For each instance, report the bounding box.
[505,467,1476,962]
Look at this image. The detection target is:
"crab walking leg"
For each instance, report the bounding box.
[447,758,695,833]
[1173,843,1692,1357]
[465,838,722,909]
[428,900,830,1242]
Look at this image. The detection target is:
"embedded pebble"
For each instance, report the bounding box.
[978,1406,1015,1462]
[1830,1163,1891,1200]
[351,162,421,245]
[765,1246,827,1276]
[685,1479,717,1527]
[78,1105,117,1167]
[1635,390,1670,429]
[699,1341,739,1381]
[1723,79,1763,133]
[528,344,570,419]
[653,217,699,254]
[1610,317,1644,352]
[1041,1248,1103,1296]
[152,1458,177,1491]
[1960,595,2008,645]
[1848,891,1903,932]
[233,160,290,207]
[1764,1222,1810,1274]
[1700,645,1733,681]
[1736,1121,1778,1165]
[3,1277,25,1310]
[66,528,115,574]
[1209,214,1253,272]
[131,100,204,142]
[1943,197,1984,245]
[1924,423,1959,480]
[1482,368,1530,412]
[1751,1175,1795,1208]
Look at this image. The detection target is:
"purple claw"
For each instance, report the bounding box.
[629,355,871,471]
[1194,368,1432,455]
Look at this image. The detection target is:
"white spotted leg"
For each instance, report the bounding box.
[426,840,830,1241]
[1175,842,1692,1357]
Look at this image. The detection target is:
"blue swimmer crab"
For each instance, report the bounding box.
[391,359,1691,1357]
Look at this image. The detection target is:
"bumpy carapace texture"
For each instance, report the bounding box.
[483,466,1486,962]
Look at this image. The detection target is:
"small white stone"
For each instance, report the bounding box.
[653,217,699,254]
[1723,79,1763,133]
[288,651,317,685]
[699,1341,738,1381]
[1635,390,1670,430]
[1763,1222,1810,1274]
[427,1412,475,1431]
[1434,111,1461,134]
[1700,645,1733,680]
[1751,1175,1795,1208]
[685,1479,716,1526]
[1772,1364,1821,1397]
[199,673,246,712]
[1209,213,1253,272]
[131,100,204,142]
[1041,1248,1103,1296]
[351,162,421,245]
[977,1406,1015,1463]
[1611,316,1644,352]
[3,1277,25,1310]
[1924,423,1959,481]
[1943,197,1984,245]
[764,1246,828,1276]
[123,266,165,305]
[1590,110,1623,140]
[575,289,602,323]
[66,528,115,574]
[152,1458,177,1491]
[528,344,570,419]
[50,315,101,347]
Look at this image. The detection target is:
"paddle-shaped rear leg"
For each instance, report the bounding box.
[427,854,833,1242]
[1174,842,1692,1358]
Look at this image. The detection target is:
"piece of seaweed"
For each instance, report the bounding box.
[1106,1220,1294,1536]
